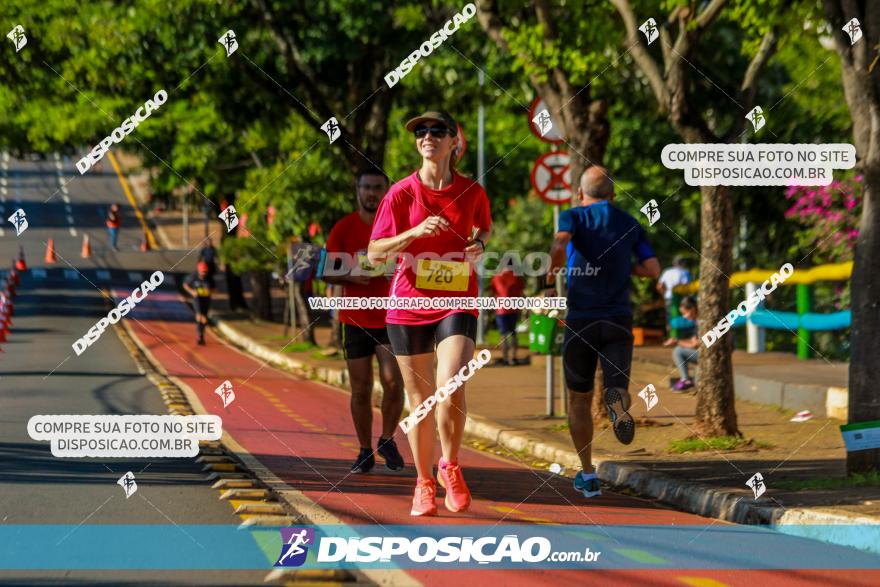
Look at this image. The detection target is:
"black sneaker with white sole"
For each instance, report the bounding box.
[604,387,635,445]
[350,448,375,474]
[377,437,405,471]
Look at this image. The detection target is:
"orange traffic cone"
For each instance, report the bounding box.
[140,230,151,252]
[81,234,92,259]
[45,238,57,264]
[15,246,26,271]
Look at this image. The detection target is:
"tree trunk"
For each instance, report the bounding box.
[249,270,273,321]
[225,267,248,311]
[821,0,880,474]
[847,162,880,473]
[694,184,739,437]
[293,281,316,344]
[565,99,611,192]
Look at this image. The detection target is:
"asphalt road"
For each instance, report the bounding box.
[0,154,265,585]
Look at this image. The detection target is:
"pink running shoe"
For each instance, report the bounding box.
[410,478,437,517]
[437,459,471,513]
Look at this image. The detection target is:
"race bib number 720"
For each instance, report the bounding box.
[415,259,469,292]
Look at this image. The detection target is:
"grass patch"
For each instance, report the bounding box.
[667,436,772,454]
[280,341,318,353]
[547,423,569,433]
[774,471,880,492]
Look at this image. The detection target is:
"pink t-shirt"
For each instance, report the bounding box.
[370,171,492,325]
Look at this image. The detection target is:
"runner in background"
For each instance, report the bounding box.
[490,265,526,366]
[106,203,121,251]
[658,256,692,342]
[544,166,660,499]
[198,237,218,288]
[323,170,406,474]
[183,261,214,346]
[368,110,491,517]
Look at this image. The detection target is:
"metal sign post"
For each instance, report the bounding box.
[530,152,571,418]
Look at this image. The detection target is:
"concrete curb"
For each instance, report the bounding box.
[213,317,880,555]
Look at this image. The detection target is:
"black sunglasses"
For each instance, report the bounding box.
[414,125,451,138]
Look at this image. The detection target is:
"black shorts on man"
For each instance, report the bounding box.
[342,324,391,360]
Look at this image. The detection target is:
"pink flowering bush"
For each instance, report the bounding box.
[784,175,863,263]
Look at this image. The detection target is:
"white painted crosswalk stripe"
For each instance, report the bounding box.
[69,227,77,237]
[31,268,47,279]
[63,269,79,280]
[96,270,111,281]
[127,272,143,282]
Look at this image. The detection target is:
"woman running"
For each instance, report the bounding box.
[368,110,491,516]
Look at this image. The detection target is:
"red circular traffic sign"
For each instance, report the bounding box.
[530,152,572,205]
[528,97,564,144]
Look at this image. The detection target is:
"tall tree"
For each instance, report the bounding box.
[609,0,784,436]
[822,1,880,473]
[475,0,616,184]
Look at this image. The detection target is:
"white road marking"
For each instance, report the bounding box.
[69,226,77,237]
[0,227,4,237]
[127,272,143,282]
[66,214,74,224]
[64,204,72,212]
[96,270,111,281]
[62,194,70,203]
[63,269,79,280]
[31,268,47,279]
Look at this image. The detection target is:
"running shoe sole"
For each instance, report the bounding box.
[410,506,437,517]
[604,387,635,445]
[437,472,470,513]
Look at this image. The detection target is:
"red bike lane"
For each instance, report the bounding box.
[122,293,880,586]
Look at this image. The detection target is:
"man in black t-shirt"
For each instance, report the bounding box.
[183,262,214,345]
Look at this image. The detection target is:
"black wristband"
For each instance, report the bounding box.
[474,237,486,250]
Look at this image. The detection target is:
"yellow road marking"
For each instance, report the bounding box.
[677,577,731,587]
[106,151,158,249]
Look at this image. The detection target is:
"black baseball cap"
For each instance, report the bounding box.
[405,110,458,135]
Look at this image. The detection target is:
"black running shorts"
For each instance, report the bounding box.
[194,296,212,315]
[562,315,633,393]
[386,312,477,356]
[342,323,391,360]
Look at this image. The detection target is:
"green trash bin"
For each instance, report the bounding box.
[529,314,565,355]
